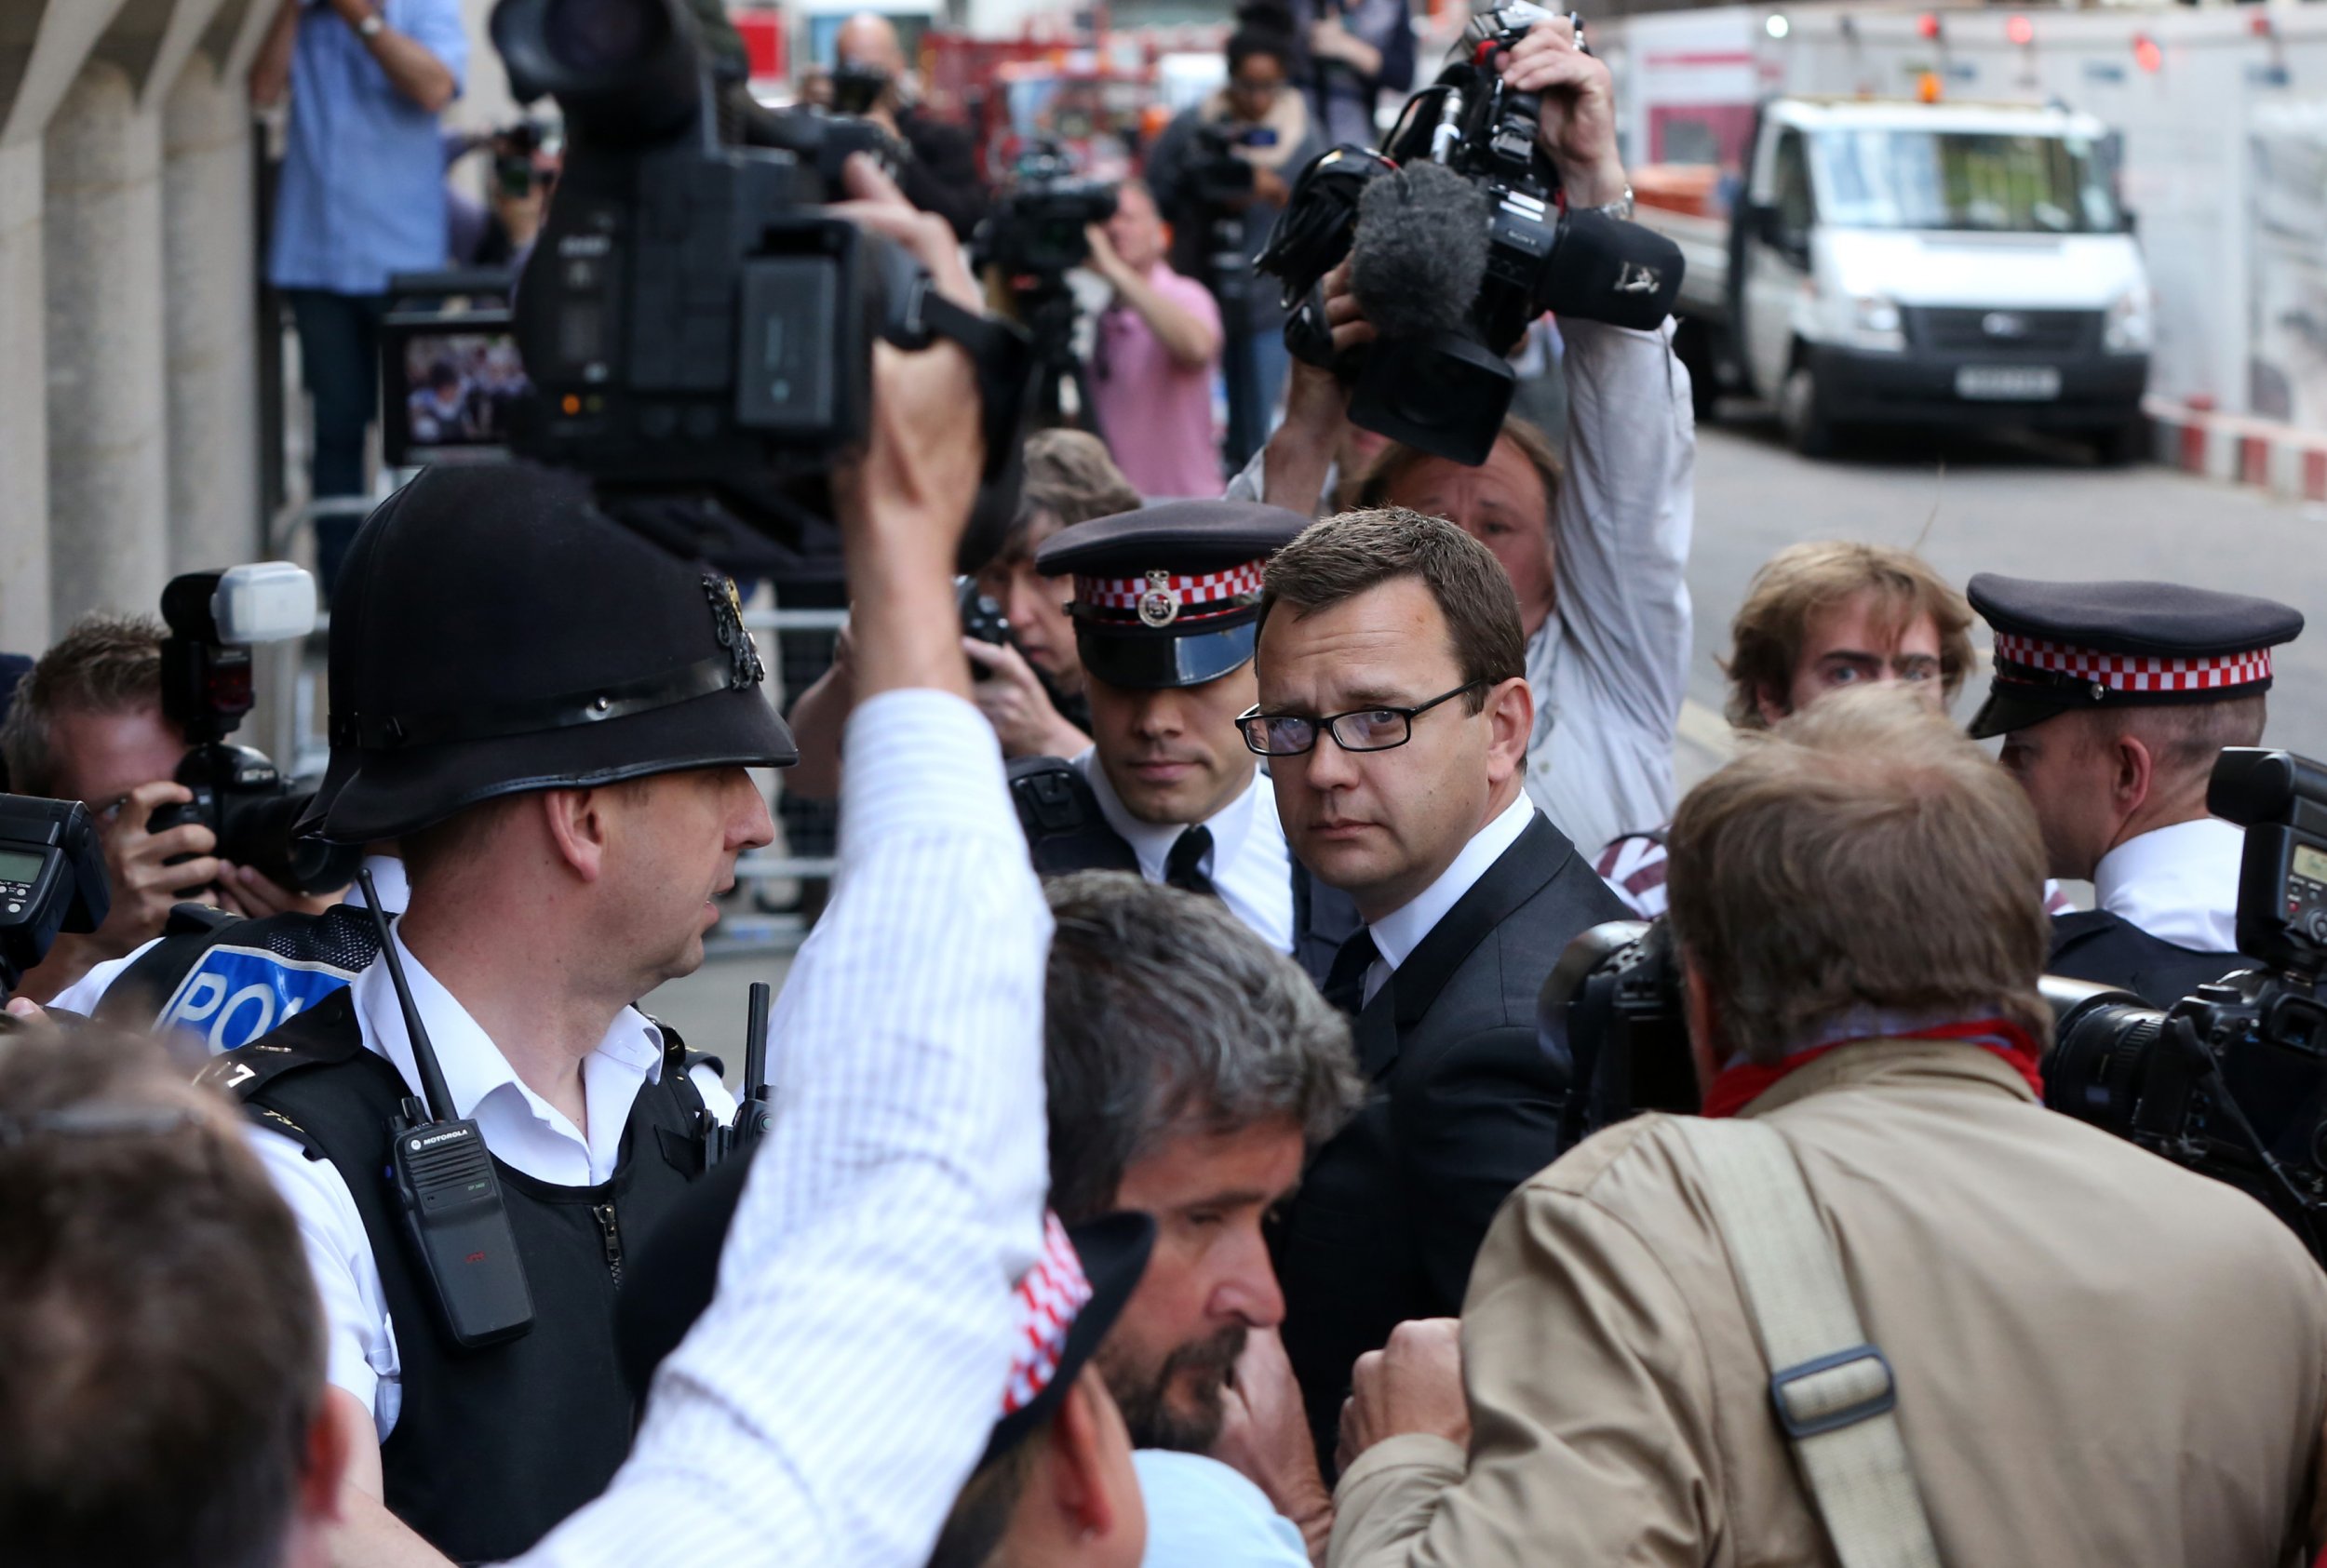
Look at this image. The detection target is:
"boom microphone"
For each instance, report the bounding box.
[1351,163,1488,342]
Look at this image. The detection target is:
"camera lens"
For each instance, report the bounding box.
[543,0,666,74]
[2043,1003,2164,1135]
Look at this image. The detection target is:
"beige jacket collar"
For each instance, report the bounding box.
[1738,1036,2041,1120]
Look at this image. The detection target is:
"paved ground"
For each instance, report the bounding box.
[649,409,2327,1039]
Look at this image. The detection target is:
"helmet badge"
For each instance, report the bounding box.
[1137,570,1179,630]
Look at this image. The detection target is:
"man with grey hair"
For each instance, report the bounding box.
[1043,871,1362,1565]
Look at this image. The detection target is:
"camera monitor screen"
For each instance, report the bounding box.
[380,313,533,469]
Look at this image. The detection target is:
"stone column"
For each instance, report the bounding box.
[44,59,170,624]
[162,49,258,573]
[0,139,51,651]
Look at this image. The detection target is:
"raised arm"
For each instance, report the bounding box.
[1504,21,1695,756]
[510,160,1048,1568]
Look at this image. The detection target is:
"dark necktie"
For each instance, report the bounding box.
[1164,826,1217,899]
[1323,927,1380,1016]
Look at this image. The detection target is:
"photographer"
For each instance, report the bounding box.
[1237,17,1694,862]
[1146,18,1325,449]
[833,12,989,242]
[1330,689,2327,1568]
[1087,181,1225,499]
[785,429,1142,797]
[0,614,338,1006]
[251,0,466,596]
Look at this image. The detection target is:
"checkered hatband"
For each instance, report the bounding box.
[1994,633,2275,694]
[1074,559,1269,629]
[1001,1213,1095,1416]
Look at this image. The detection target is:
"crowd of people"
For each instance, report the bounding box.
[9,5,2327,1568]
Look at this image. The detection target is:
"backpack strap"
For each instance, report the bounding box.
[1673,1117,1944,1568]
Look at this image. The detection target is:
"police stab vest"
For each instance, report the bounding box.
[93,902,382,1051]
[204,989,720,1564]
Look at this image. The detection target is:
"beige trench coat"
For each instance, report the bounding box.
[1332,1039,2327,1568]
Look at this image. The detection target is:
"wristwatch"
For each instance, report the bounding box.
[356,8,385,39]
[1582,185,1635,222]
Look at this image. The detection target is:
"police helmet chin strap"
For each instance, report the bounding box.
[358,868,538,1347]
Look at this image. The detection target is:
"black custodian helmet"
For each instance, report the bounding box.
[310,462,796,844]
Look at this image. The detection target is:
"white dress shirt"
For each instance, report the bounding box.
[1079,747,1297,953]
[47,851,410,1024]
[2094,816,2245,952]
[1223,318,1694,860]
[512,690,1051,1568]
[1359,793,1536,1006]
[249,920,734,1441]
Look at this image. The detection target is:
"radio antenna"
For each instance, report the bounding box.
[357,865,456,1125]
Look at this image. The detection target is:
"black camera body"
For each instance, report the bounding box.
[149,570,360,898]
[1188,122,1275,208]
[977,146,1119,280]
[2046,748,2327,1266]
[1539,919,1701,1146]
[485,0,1029,571]
[1258,3,1683,465]
[0,796,107,998]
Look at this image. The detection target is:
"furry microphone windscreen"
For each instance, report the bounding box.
[1351,162,1490,341]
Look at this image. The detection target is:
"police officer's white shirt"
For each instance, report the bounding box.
[47,852,410,1023]
[1358,793,1536,1007]
[2093,816,2244,952]
[246,922,735,1441]
[1076,746,1297,953]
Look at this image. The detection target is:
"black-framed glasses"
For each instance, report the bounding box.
[1237,680,1486,757]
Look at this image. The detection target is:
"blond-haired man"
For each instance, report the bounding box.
[1597,540,1973,917]
[1332,688,2327,1568]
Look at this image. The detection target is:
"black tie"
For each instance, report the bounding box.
[1323,927,1380,1016]
[1164,826,1217,898]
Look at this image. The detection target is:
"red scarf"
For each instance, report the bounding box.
[1700,1019,2046,1120]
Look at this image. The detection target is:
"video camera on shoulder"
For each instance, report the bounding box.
[0,796,107,1000]
[476,0,1029,573]
[1257,2,1683,465]
[151,565,361,897]
[2043,748,2327,1266]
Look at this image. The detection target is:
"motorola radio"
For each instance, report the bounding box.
[357,867,536,1347]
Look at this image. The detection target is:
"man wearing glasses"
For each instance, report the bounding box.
[1029,501,1361,983]
[1245,504,1625,1467]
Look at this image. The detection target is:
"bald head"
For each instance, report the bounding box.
[835,13,907,76]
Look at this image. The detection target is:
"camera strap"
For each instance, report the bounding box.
[1675,1117,1944,1568]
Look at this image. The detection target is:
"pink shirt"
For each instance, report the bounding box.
[1090,263,1224,498]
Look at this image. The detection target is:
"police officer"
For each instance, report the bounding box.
[1969,573,2305,1006]
[201,461,795,1565]
[1016,499,1358,979]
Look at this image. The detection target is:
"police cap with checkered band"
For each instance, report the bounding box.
[1035,500,1315,690]
[1966,574,2305,740]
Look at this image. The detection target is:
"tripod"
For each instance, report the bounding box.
[1016,274,1102,435]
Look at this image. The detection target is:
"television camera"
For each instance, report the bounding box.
[466,0,1029,574]
[1257,2,1684,465]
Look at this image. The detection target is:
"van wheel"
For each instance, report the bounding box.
[1778,362,1835,458]
[1674,318,1720,424]
[2092,417,2148,467]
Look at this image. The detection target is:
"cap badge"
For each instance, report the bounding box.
[1137,570,1180,629]
[705,574,766,689]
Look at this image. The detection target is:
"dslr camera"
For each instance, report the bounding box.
[1257,2,1683,465]
[149,566,362,897]
[975,144,1119,281]
[0,795,107,999]
[480,0,1029,570]
[2045,748,2327,1266]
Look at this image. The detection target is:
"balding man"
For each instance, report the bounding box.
[833,12,989,239]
